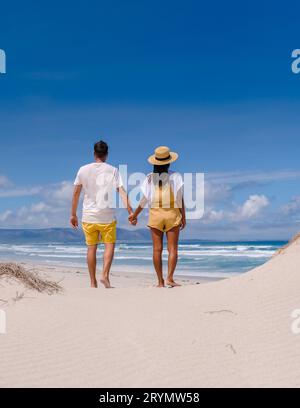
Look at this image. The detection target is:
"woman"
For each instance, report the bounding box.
[129,146,186,287]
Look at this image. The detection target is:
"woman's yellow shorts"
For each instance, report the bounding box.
[82,221,117,246]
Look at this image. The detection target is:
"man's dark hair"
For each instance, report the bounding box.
[94,140,108,159]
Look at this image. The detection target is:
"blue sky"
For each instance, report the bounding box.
[1,0,300,239]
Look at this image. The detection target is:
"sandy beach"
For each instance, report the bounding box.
[1,236,300,388]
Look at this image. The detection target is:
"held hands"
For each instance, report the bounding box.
[128,213,138,226]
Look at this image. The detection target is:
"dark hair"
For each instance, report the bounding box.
[94,140,108,159]
[153,164,170,188]
[153,164,170,175]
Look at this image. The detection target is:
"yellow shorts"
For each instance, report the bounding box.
[82,221,117,246]
[148,208,182,233]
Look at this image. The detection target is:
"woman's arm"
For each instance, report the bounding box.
[129,175,151,225]
[180,198,186,230]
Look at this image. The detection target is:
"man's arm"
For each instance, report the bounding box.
[128,196,148,225]
[117,186,133,216]
[70,185,82,229]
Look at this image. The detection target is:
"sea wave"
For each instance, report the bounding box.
[0,241,283,277]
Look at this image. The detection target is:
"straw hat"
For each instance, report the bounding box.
[148,146,179,165]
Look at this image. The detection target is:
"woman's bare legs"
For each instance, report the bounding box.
[150,228,165,287]
[166,226,181,287]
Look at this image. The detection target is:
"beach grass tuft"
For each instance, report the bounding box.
[0,263,63,295]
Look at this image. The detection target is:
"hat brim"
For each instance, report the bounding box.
[148,152,179,165]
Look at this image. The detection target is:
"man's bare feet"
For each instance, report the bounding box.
[100,276,112,289]
[166,280,181,287]
[91,280,98,288]
[157,280,165,288]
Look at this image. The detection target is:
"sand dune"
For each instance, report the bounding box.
[1,236,300,388]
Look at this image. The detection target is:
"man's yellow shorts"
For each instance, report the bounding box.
[82,221,117,246]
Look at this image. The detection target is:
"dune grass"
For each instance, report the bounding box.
[0,263,62,295]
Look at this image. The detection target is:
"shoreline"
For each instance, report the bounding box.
[12,261,222,288]
[0,239,281,281]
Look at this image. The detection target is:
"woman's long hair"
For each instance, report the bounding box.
[153,164,170,188]
[153,164,170,175]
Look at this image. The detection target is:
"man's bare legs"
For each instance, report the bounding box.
[87,245,98,288]
[166,226,181,287]
[150,228,165,287]
[87,243,115,288]
[100,243,115,289]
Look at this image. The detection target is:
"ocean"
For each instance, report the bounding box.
[0,240,286,279]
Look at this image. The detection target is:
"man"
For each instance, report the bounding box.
[70,140,133,288]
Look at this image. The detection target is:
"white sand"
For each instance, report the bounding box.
[1,237,300,388]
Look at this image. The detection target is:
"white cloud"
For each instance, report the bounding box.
[0,181,76,228]
[204,181,232,205]
[0,173,44,198]
[196,170,300,228]
[0,175,12,188]
[205,209,225,222]
[29,201,62,214]
[0,186,42,198]
[281,196,300,216]
[207,170,300,185]
[0,180,73,201]
[202,195,270,225]
[0,201,68,228]
[0,210,13,222]
[235,195,270,220]
[44,181,74,205]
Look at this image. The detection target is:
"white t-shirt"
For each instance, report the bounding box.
[141,171,184,208]
[74,162,123,224]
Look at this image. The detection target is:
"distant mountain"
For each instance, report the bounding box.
[0,228,151,244]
